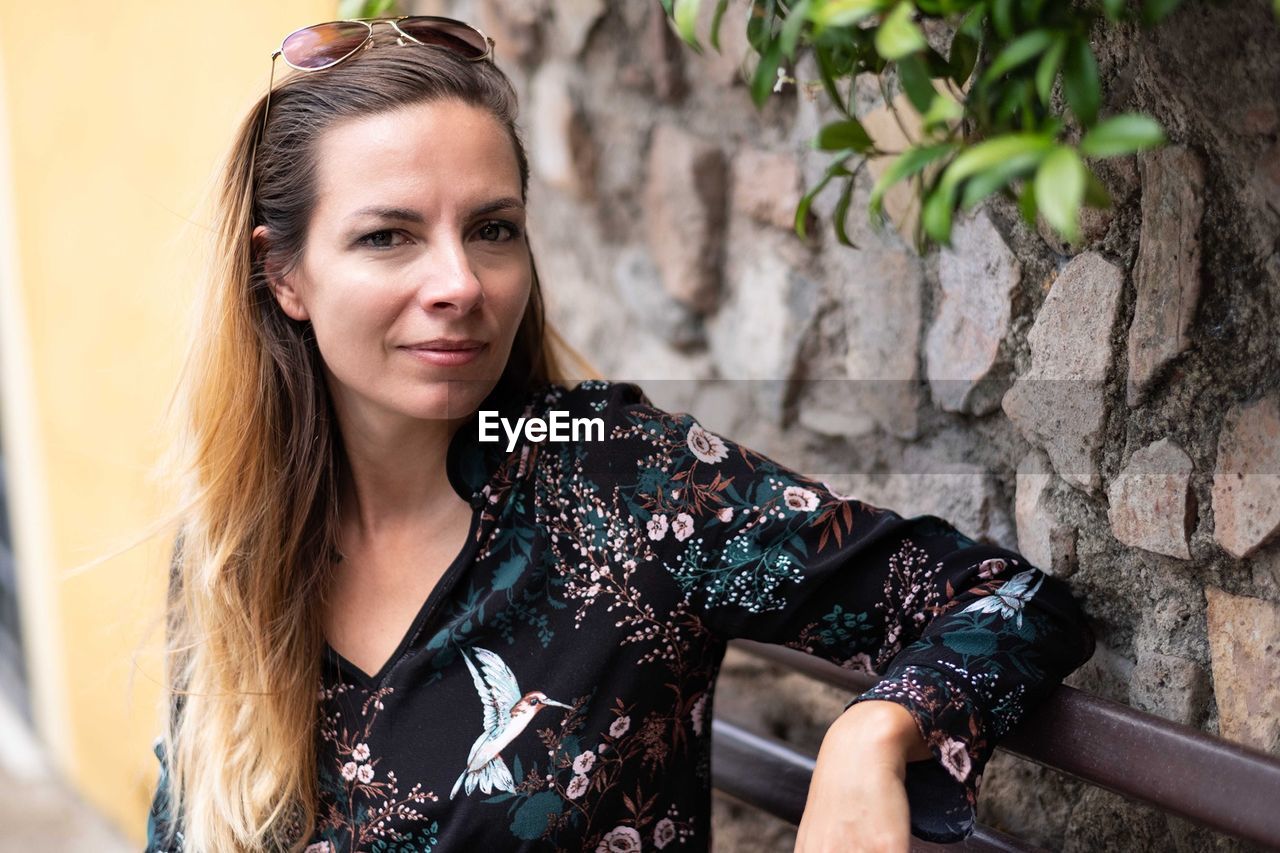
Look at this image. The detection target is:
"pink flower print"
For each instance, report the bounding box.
[357,764,374,784]
[304,843,333,853]
[783,485,819,512]
[690,694,707,736]
[609,715,631,738]
[939,737,972,782]
[672,512,695,541]
[654,817,676,849]
[647,514,669,541]
[687,424,728,464]
[573,751,596,774]
[351,742,370,762]
[977,557,1008,579]
[596,826,642,853]
[844,652,876,675]
[566,773,590,799]
[340,761,359,781]
[717,507,733,523]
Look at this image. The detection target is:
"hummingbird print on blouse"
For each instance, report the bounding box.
[450,646,574,800]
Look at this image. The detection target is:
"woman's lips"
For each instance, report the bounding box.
[400,343,486,366]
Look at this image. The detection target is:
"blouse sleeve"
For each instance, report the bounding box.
[593,381,1096,843]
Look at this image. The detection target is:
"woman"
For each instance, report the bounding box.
[145,14,1095,853]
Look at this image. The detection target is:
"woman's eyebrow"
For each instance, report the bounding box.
[348,197,525,224]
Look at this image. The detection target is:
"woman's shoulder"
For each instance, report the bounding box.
[528,378,654,421]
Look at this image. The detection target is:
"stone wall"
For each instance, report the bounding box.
[416,1,1280,849]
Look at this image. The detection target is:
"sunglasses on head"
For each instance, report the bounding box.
[258,16,496,145]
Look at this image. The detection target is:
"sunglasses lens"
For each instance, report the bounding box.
[281,22,370,69]
[397,19,489,59]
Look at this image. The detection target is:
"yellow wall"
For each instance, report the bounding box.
[0,0,330,841]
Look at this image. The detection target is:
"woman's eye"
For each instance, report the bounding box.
[477,220,522,243]
[356,229,407,250]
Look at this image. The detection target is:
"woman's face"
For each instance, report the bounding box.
[258,98,531,428]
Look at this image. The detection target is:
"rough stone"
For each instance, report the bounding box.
[1211,395,1280,559]
[475,0,548,65]
[625,0,687,100]
[1015,449,1078,578]
[926,210,1021,415]
[1036,204,1115,254]
[867,450,1019,549]
[1063,785,1175,852]
[643,124,727,315]
[858,93,926,243]
[546,0,606,59]
[611,246,705,351]
[1126,146,1205,407]
[1128,649,1210,728]
[1002,252,1125,494]
[731,147,803,231]
[796,377,879,441]
[704,230,818,425]
[831,248,924,441]
[692,0,755,89]
[1106,438,1195,560]
[528,61,595,199]
[1204,587,1280,753]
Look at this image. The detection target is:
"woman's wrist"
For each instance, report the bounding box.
[830,699,934,764]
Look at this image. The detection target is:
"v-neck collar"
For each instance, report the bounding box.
[322,380,548,690]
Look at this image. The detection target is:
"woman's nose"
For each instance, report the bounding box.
[418,240,485,313]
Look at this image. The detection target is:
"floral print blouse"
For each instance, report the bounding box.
[145,379,1095,852]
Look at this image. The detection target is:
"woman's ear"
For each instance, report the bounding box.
[252,224,310,322]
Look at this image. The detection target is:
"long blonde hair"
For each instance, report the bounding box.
[149,41,598,851]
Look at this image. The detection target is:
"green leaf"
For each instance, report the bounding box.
[922,184,956,244]
[922,91,964,130]
[673,0,704,48]
[1018,180,1038,224]
[810,0,889,29]
[1080,113,1167,157]
[1083,168,1112,208]
[750,38,785,107]
[897,54,937,113]
[833,174,858,246]
[958,149,1047,208]
[1035,146,1085,243]
[815,118,875,152]
[780,0,811,58]
[1062,35,1100,127]
[814,44,850,115]
[875,3,927,60]
[747,0,777,49]
[949,30,980,86]
[796,156,855,238]
[1142,0,1182,24]
[981,29,1056,85]
[710,0,731,50]
[1034,35,1067,104]
[940,133,1054,192]
[868,142,957,221]
[991,0,1015,39]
